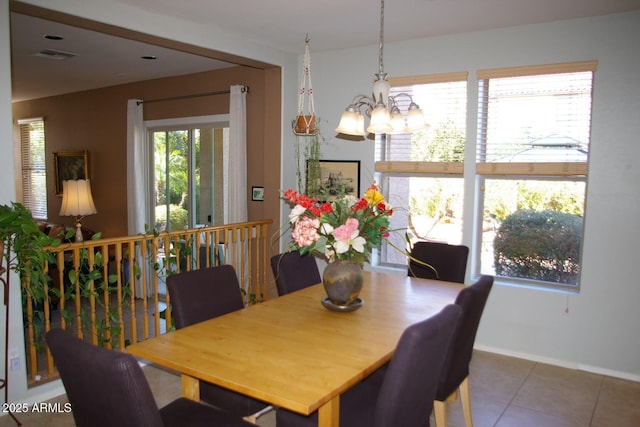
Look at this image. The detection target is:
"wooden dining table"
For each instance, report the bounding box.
[126,271,463,427]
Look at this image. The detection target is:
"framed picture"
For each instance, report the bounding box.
[251,186,265,201]
[54,150,89,195]
[306,160,360,201]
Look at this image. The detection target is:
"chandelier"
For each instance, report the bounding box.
[335,0,428,137]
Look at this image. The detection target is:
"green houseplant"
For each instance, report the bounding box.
[0,202,59,303]
[0,202,60,358]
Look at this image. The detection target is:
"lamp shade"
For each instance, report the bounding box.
[60,180,97,217]
[406,103,429,132]
[388,108,407,134]
[335,107,366,136]
[367,104,392,134]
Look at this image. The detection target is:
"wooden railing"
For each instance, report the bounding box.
[22,220,273,386]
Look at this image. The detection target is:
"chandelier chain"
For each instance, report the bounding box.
[378,0,385,75]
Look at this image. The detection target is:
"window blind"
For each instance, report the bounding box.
[375,72,468,174]
[476,61,596,177]
[18,118,48,219]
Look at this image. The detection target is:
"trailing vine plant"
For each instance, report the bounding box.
[294,124,324,195]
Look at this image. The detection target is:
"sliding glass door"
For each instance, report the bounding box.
[150,123,228,232]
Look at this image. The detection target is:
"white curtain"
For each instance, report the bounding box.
[126,99,151,296]
[227,86,249,295]
[228,85,247,223]
[126,99,149,235]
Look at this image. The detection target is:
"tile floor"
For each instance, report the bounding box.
[1,350,638,427]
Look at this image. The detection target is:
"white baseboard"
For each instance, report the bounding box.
[475,344,640,383]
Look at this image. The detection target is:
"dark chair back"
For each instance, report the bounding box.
[46,329,255,427]
[275,304,462,427]
[435,275,493,401]
[408,241,469,283]
[373,304,462,427]
[46,328,164,427]
[167,265,244,329]
[271,251,321,296]
[167,265,269,418]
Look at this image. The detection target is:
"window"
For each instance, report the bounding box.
[374,62,596,290]
[148,116,229,232]
[476,61,596,289]
[18,117,47,219]
[375,72,468,267]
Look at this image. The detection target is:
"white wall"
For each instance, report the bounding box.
[302,12,640,380]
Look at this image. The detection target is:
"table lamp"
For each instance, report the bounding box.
[59,179,97,242]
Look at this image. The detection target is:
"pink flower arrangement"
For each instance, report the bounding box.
[283,184,393,265]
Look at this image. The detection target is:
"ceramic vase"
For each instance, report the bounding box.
[322,261,363,306]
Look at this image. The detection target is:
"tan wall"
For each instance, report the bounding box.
[12,65,281,241]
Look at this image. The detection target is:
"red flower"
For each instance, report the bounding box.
[309,206,322,216]
[320,202,333,213]
[296,195,312,209]
[284,189,299,203]
[352,198,368,212]
[377,202,392,215]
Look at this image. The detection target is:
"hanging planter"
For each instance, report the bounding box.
[292,35,323,193]
[292,35,318,136]
[294,114,317,136]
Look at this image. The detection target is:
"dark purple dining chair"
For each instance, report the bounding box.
[167,265,244,329]
[433,275,494,427]
[275,304,462,427]
[46,328,254,427]
[167,265,269,420]
[408,241,469,283]
[270,251,321,296]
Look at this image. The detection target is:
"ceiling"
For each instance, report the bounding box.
[10,0,640,102]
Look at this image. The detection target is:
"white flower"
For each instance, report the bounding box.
[351,235,366,253]
[340,195,358,208]
[288,204,307,224]
[334,229,366,254]
[320,223,334,236]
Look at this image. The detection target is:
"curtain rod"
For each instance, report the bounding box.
[137,85,249,105]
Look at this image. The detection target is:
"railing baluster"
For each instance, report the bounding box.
[72,250,82,339]
[130,240,139,343]
[99,243,110,346]
[87,248,97,346]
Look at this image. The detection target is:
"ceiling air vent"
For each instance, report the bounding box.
[33,49,77,60]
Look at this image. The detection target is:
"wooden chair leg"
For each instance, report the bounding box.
[433,400,446,427]
[243,405,274,424]
[243,414,258,424]
[459,376,473,427]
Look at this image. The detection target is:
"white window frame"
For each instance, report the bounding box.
[473,61,597,290]
[145,115,229,230]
